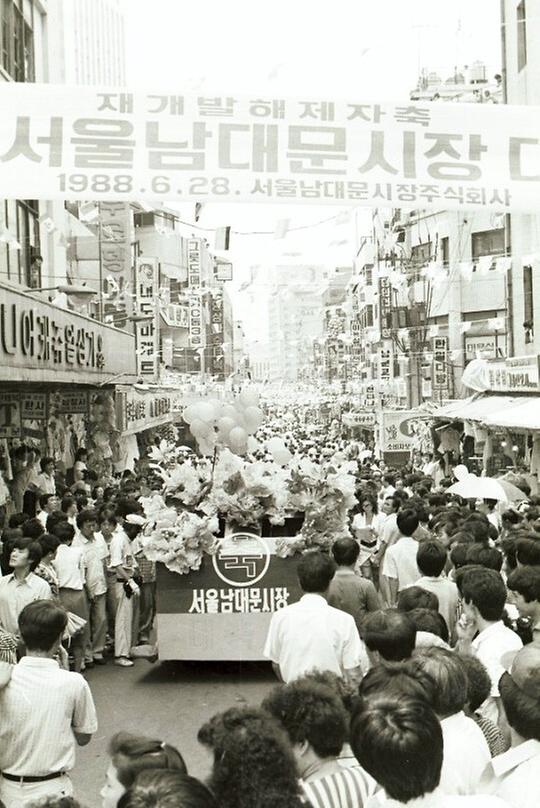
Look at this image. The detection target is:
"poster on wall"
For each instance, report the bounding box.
[380,409,427,453]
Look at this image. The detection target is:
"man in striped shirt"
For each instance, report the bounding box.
[263,678,376,808]
[0,600,97,807]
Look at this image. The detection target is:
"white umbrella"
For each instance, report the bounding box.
[446,474,528,502]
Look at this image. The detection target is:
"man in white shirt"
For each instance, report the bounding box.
[456,568,522,725]
[108,522,138,668]
[478,644,540,808]
[414,540,459,638]
[36,493,60,530]
[53,522,88,674]
[31,456,57,496]
[349,693,508,808]
[264,550,367,686]
[411,647,490,795]
[0,538,51,636]
[0,600,97,806]
[381,509,422,606]
[73,509,108,666]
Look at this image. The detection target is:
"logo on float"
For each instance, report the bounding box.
[212,532,271,588]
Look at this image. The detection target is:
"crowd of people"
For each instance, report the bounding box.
[0,417,539,808]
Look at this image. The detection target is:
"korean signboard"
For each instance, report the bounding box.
[0,283,136,384]
[99,201,133,326]
[380,409,426,453]
[379,277,393,337]
[0,393,21,438]
[210,293,224,377]
[485,355,540,393]
[134,256,159,379]
[432,336,449,392]
[465,334,507,361]
[155,534,302,661]
[1,84,540,211]
[343,411,376,428]
[189,292,204,349]
[187,238,202,288]
[116,387,172,434]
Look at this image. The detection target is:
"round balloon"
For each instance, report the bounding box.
[273,447,292,466]
[195,402,217,423]
[244,406,264,434]
[239,388,260,408]
[182,403,199,424]
[190,418,211,439]
[217,416,236,436]
[222,404,239,421]
[453,464,469,482]
[267,437,285,452]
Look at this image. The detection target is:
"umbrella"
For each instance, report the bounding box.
[446,475,528,502]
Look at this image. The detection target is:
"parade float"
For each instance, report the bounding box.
[131,390,358,660]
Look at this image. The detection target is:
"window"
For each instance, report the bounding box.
[1,0,35,81]
[2,199,40,286]
[440,236,450,266]
[471,229,505,260]
[410,242,432,268]
[517,0,527,72]
[523,264,534,342]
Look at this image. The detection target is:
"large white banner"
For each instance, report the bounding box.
[1,83,540,210]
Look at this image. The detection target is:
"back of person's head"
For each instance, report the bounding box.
[359,661,436,705]
[416,540,447,577]
[350,696,443,803]
[362,609,416,662]
[460,655,492,713]
[460,567,507,622]
[38,533,60,559]
[45,511,67,533]
[18,600,67,652]
[12,536,42,571]
[466,544,503,572]
[410,647,468,717]
[407,608,449,643]
[123,522,142,541]
[397,586,439,614]
[516,538,540,567]
[108,732,187,790]
[61,496,77,514]
[502,509,522,528]
[448,529,475,546]
[22,518,45,540]
[295,670,355,714]
[462,516,490,544]
[396,509,419,537]
[262,680,348,759]
[507,565,540,604]
[118,771,218,808]
[197,707,302,808]
[8,513,27,529]
[26,798,81,807]
[450,542,472,570]
[52,521,76,544]
[499,646,540,741]
[297,550,336,594]
[331,537,360,567]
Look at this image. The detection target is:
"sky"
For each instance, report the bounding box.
[120,0,503,336]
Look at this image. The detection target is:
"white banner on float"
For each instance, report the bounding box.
[1,83,540,210]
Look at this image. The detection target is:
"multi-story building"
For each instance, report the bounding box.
[47,0,125,85]
[353,62,510,408]
[500,0,540,356]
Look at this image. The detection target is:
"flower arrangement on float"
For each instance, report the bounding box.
[134,389,358,575]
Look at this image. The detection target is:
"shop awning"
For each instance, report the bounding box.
[483,398,540,431]
[434,395,525,422]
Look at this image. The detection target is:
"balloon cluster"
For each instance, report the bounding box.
[182,388,264,457]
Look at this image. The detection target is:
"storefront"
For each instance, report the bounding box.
[434,355,540,488]
[0,283,137,492]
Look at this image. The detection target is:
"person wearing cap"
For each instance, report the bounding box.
[477,645,540,808]
[506,566,540,645]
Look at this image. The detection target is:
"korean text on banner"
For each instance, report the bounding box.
[1,84,540,210]
[380,410,426,453]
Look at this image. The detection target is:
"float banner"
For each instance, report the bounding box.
[1,84,540,210]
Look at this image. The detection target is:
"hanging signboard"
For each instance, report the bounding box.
[0,84,539,210]
[99,201,133,327]
[485,355,540,393]
[432,336,449,392]
[380,409,427,453]
[134,256,159,379]
[379,278,393,337]
[21,393,47,421]
[0,392,22,438]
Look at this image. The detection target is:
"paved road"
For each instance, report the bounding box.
[72,657,275,806]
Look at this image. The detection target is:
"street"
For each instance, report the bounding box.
[72,658,275,805]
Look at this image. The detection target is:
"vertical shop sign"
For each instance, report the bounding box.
[379,277,393,338]
[134,257,159,378]
[210,293,224,376]
[99,202,133,326]
[432,336,449,392]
